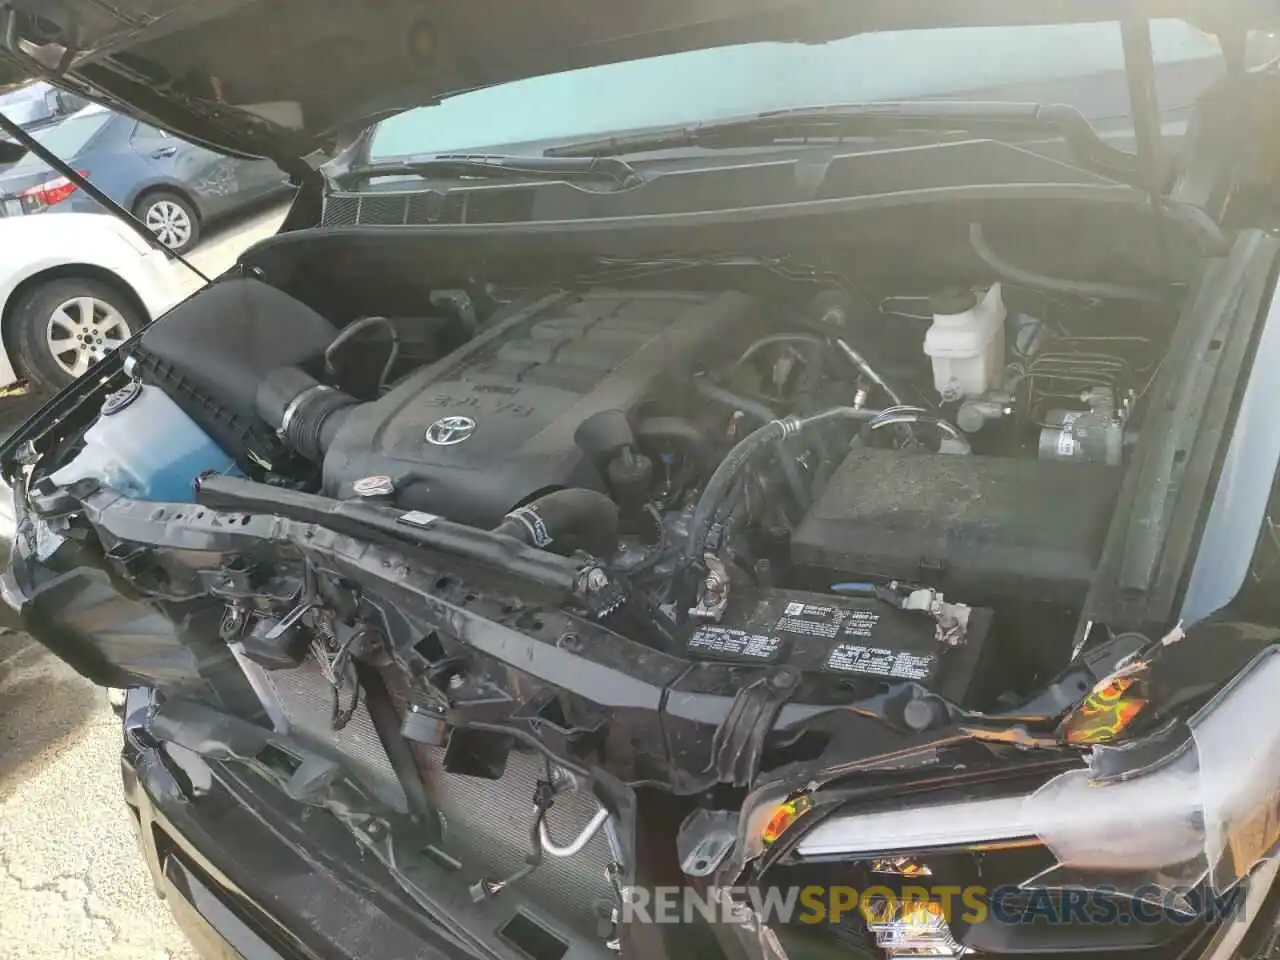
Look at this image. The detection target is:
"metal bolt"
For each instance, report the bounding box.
[586,568,609,592]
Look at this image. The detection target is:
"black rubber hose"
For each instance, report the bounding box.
[682,406,883,566]
[694,379,777,423]
[618,503,669,575]
[969,222,1165,304]
[492,488,620,558]
[776,441,810,513]
[324,316,401,393]
[726,333,828,377]
[683,420,788,566]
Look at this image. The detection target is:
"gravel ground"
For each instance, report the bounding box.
[0,201,287,960]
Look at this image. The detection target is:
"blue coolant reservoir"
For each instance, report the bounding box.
[51,381,240,501]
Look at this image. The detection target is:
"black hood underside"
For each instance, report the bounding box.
[0,0,1277,167]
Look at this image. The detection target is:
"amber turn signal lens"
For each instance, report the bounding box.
[1065,676,1147,744]
[761,795,813,846]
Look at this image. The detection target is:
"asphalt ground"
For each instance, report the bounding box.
[0,202,286,959]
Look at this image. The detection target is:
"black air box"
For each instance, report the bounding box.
[131,279,338,469]
[792,449,1122,604]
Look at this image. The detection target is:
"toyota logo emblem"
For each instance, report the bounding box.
[425,415,477,446]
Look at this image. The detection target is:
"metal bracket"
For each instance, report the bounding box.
[689,555,731,622]
[705,666,801,787]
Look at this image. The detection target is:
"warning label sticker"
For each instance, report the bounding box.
[688,626,783,662]
[824,643,935,680]
[775,601,881,641]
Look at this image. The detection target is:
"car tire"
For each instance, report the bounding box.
[134,190,200,254]
[9,277,142,393]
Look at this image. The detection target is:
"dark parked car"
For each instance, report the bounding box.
[0,103,287,252]
[5,3,1280,960]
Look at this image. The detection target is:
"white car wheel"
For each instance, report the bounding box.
[10,277,142,393]
[45,295,132,379]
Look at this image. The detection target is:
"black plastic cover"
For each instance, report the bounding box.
[131,279,338,468]
[135,279,338,418]
[792,449,1123,604]
[323,289,758,528]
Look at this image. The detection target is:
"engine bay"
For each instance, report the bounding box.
[8,0,1280,951]
[18,247,1184,950]
[39,263,1174,708]
[24,256,1172,727]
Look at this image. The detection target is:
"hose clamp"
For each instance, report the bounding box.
[772,416,802,438]
[279,384,333,439]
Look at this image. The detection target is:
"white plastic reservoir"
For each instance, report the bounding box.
[52,381,239,502]
[924,284,1007,400]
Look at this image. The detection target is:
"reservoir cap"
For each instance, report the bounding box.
[102,380,143,416]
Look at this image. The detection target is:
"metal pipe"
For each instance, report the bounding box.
[834,337,905,404]
[538,807,611,858]
[869,412,972,454]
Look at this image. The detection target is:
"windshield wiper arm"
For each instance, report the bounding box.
[336,153,643,189]
[546,101,1140,184]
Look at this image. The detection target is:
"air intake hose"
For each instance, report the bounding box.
[255,366,363,461]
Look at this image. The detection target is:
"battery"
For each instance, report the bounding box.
[685,587,991,705]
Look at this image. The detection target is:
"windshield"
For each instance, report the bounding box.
[5,107,111,173]
[371,20,1226,159]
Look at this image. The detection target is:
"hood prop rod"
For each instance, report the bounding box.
[1120,15,1172,286]
[0,105,210,284]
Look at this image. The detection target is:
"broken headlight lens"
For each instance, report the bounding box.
[793,649,1280,905]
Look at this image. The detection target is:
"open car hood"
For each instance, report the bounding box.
[0,0,1277,168]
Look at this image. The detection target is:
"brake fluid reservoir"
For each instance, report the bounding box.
[924,284,1007,400]
[51,381,238,502]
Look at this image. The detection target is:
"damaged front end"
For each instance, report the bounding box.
[14,439,1280,960]
[4,144,1280,960]
[3,263,1278,960]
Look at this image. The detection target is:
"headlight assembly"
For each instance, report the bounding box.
[792,648,1280,905]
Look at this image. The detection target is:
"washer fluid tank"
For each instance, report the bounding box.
[51,381,239,502]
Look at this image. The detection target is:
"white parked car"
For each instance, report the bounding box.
[0,211,183,393]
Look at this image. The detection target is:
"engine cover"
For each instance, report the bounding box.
[323,289,759,527]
